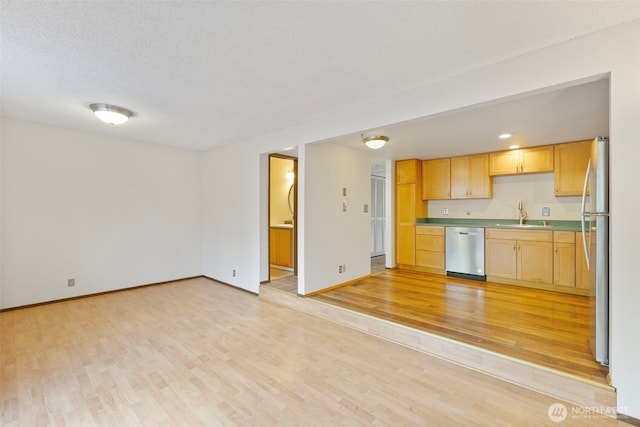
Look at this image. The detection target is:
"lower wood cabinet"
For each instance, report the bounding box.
[485,229,553,284]
[270,227,293,268]
[553,231,575,287]
[575,232,593,290]
[415,226,445,271]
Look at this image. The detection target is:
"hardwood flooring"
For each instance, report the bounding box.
[312,269,609,384]
[1,277,625,426]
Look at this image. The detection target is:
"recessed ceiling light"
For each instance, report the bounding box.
[499,133,512,139]
[509,145,520,150]
[90,103,133,125]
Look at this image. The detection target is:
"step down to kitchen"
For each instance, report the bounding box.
[259,285,616,411]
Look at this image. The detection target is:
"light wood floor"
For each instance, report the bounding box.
[1,277,624,426]
[312,269,609,384]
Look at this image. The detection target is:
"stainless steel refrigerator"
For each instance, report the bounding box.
[581,136,609,366]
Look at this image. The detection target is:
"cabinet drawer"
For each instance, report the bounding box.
[485,228,552,242]
[554,231,575,243]
[416,226,444,236]
[416,235,444,252]
[416,251,445,269]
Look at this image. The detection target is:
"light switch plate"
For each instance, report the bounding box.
[542,207,550,216]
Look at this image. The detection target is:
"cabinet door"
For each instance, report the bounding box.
[518,240,553,283]
[554,140,591,196]
[554,242,575,287]
[450,156,469,199]
[396,159,418,184]
[416,235,444,252]
[485,238,517,279]
[521,146,554,174]
[422,158,450,200]
[416,251,445,269]
[489,150,520,176]
[397,225,416,265]
[269,228,278,264]
[575,232,592,290]
[396,183,417,265]
[278,228,293,267]
[467,154,492,198]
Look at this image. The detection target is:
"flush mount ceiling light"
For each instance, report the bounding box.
[362,135,389,150]
[498,133,513,139]
[90,103,133,125]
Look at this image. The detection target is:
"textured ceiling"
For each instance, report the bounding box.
[1,1,639,151]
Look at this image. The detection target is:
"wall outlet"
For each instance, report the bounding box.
[443,208,449,215]
[542,207,550,216]
[363,204,368,213]
[67,278,75,287]
[232,269,236,277]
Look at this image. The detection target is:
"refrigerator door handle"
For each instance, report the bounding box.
[581,159,591,270]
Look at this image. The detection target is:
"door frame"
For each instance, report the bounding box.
[268,154,298,280]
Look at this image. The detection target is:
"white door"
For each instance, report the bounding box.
[370,176,385,256]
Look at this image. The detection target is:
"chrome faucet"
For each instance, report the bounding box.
[518,201,528,225]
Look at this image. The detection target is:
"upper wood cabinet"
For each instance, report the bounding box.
[450,154,492,199]
[489,145,554,176]
[421,158,450,200]
[554,140,591,196]
[396,159,419,184]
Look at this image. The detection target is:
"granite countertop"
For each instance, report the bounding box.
[416,218,582,232]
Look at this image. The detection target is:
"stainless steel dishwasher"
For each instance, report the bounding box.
[445,226,486,280]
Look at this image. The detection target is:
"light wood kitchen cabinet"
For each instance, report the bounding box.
[554,140,591,196]
[450,154,492,199]
[485,228,553,283]
[415,226,445,270]
[396,159,419,184]
[421,158,450,200]
[553,231,575,287]
[489,145,554,176]
[270,227,293,267]
[575,232,593,290]
[396,160,428,266]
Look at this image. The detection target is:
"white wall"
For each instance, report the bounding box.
[302,142,371,294]
[204,20,638,417]
[428,173,581,220]
[0,118,203,308]
[202,141,261,293]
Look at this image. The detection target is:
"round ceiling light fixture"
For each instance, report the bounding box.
[90,103,134,125]
[362,135,389,150]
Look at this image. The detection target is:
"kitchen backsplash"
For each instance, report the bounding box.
[427,173,582,220]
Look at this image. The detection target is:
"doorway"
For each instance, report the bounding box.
[269,154,297,284]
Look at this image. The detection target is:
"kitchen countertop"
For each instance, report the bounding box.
[271,224,294,229]
[416,218,582,232]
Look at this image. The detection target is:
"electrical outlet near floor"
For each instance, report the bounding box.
[232,269,236,277]
[67,278,75,287]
